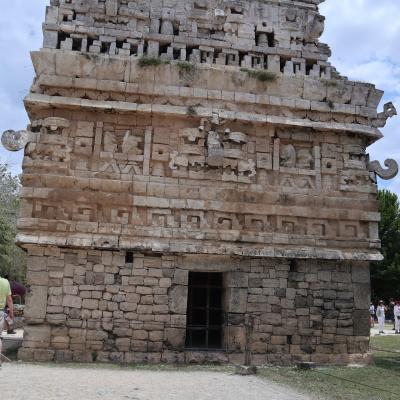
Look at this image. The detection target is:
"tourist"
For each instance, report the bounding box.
[369,303,375,327]
[376,300,386,334]
[3,275,27,334]
[389,298,396,330]
[394,301,400,334]
[0,275,14,361]
[3,274,27,299]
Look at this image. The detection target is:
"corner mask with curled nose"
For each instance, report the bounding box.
[1,129,31,152]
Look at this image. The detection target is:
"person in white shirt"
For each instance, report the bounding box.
[369,303,375,327]
[376,300,386,334]
[394,301,400,334]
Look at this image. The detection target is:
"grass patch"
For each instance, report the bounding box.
[177,61,196,85]
[177,61,196,74]
[138,57,169,68]
[327,100,335,109]
[321,79,338,87]
[258,335,400,400]
[370,335,400,352]
[240,68,277,82]
[186,105,197,116]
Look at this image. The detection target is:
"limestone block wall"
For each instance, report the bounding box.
[4,0,396,367]
[19,245,371,365]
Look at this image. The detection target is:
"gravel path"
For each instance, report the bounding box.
[0,363,312,400]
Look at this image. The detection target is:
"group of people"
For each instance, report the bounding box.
[370,299,400,334]
[0,274,27,356]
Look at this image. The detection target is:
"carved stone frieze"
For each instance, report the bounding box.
[25,199,373,243]
[280,144,296,168]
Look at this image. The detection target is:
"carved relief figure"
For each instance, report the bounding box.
[169,150,189,170]
[280,144,296,168]
[372,102,397,128]
[33,117,70,134]
[1,130,31,152]
[206,130,224,167]
[1,117,70,152]
[296,148,313,169]
[304,13,325,43]
[122,130,142,155]
[238,159,256,178]
[103,128,118,152]
[168,116,257,180]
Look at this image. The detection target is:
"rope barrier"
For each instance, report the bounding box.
[370,346,400,355]
[0,352,12,362]
[310,368,400,397]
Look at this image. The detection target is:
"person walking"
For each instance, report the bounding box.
[394,301,400,334]
[376,300,386,334]
[0,275,14,362]
[389,298,396,331]
[3,274,27,334]
[369,303,375,327]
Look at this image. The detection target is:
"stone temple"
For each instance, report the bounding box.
[2,0,399,365]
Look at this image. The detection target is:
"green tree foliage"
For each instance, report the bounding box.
[0,164,26,282]
[371,189,400,301]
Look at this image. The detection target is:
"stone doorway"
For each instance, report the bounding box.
[185,272,224,350]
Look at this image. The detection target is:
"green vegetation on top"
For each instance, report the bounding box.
[240,68,277,82]
[177,61,196,74]
[186,105,197,116]
[321,79,338,87]
[138,57,170,68]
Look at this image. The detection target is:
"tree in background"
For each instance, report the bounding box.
[0,163,26,282]
[371,189,400,301]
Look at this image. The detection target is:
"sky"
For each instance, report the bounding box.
[0,0,399,194]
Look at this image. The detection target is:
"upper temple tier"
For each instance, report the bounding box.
[35,0,392,139]
[45,0,331,73]
[10,0,397,262]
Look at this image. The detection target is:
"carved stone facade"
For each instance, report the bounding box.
[2,0,398,364]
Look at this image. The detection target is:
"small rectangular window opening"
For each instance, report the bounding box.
[125,251,134,264]
[185,272,224,350]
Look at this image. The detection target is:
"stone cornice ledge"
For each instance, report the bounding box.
[25,93,383,140]
[16,233,383,262]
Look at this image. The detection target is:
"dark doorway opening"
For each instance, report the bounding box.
[185,272,223,349]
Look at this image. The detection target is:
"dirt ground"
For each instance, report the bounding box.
[0,363,312,400]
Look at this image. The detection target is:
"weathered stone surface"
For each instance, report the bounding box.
[16,250,374,365]
[24,286,48,322]
[353,310,371,336]
[168,286,188,315]
[352,264,371,284]
[164,328,186,349]
[227,288,248,314]
[353,283,370,310]
[62,295,82,309]
[6,0,395,366]
[23,325,51,349]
